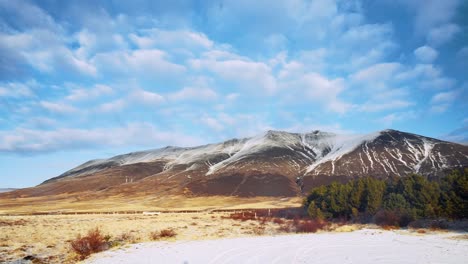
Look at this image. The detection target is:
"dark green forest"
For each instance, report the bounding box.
[304,169,468,226]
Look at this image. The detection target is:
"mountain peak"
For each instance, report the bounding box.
[36,128,468,197]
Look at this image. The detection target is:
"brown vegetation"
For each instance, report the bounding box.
[0,219,28,226]
[70,228,109,260]
[150,229,177,240]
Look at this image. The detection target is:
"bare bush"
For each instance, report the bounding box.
[150,228,177,240]
[252,226,266,235]
[70,228,108,260]
[224,211,257,221]
[277,219,327,233]
[272,218,285,225]
[374,210,412,228]
[295,219,327,233]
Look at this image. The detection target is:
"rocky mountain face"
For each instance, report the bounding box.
[3,129,468,198]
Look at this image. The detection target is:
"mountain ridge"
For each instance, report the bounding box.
[3,129,468,199]
[45,129,465,184]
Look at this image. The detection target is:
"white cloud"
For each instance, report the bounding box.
[97,89,165,112]
[129,29,213,50]
[430,90,458,113]
[401,0,462,36]
[341,23,393,45]
[295,49,327,71]
[198,112,271,138]
[0,0,60,31]
[75,29,128,59]
[427,23,461,46]
[457,46,468,58]
[379,111,417,126]
[0,82,34,98]
[334,23,397,71]
[168,87,218,101]
[420,77,455,90]
[200,116,224,131]
[263,33,288,51]
[190,51,277,93]
[278,61,304,79]
[359,100,413,112]
[66,84,113,101]
[39,101,77,114]
[97,99,127,112]
[93,49,185,78]
[431,91,457,104]
[281,72,350,113]
[130,89,165,105]
[414,45,438,63]
[0,123,204,153]
[225,93,240,101]
[0,30,97,77]
[351,63,401,83]
[395,64,440,81]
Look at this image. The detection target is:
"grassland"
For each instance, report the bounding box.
[0,195,302,215]
[0,210,311,263]
[0,195,303,263]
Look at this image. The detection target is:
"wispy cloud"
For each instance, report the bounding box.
[0,123,204,153]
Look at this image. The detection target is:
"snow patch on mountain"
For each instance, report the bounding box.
[305,131,381,173]
[49,129,468,183]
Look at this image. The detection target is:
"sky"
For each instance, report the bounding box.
[0,0,467,188]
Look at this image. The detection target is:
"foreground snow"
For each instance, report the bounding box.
[85,229,468,264]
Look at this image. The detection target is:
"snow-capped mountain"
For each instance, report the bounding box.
[4,129,468,198]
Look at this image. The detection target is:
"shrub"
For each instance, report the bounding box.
[70,228,108,260]
[278,222,294,233]
[252,226,265,235]
[160,229,177,238]
[429,220,449,230]
[272,218,285,225]
[114,231,139,245]
[225,212,257,221]
[295,219,327,233]
[374,210,400,227]
[277,219,326,233]
[374,209,415,228]
[150,228,177,240]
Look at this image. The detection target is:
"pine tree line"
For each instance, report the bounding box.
[304,169,468,226]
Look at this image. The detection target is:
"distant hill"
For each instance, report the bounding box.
[0,188,17,193]
[2,129,468,199]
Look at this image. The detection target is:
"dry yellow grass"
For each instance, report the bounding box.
[0,211,305,263]
[0,195,314,263]
[0,195,302,214]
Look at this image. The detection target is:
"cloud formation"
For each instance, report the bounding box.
[0,0,465,156]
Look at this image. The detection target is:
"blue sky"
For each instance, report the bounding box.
[0,0,467,188]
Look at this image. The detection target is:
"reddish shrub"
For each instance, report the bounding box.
[272,218,285,225]
[160,229,177,238]
[374,209,415,228]
[277,219,327,233]
[150,228,177,240]
[252,226,266,235]
[225,211,257,221]
[374,210,401,227]
[70,228,108,260]
[278,222,294,233]
[296,219,327,233]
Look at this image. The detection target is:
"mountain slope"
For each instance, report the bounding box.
[0,188,17,194]
[3,129,468,198]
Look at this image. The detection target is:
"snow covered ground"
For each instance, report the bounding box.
[85,229,468,264]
